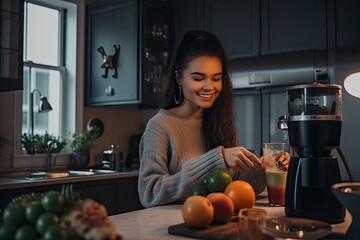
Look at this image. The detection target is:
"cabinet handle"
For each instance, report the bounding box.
[105,86,115,96]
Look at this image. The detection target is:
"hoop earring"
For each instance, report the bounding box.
[174,84,182,105]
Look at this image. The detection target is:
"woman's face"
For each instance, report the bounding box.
[179,56,223,112]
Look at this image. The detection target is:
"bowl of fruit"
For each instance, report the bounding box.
[0,185,122,240]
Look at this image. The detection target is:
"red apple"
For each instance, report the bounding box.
[206,192,234,223]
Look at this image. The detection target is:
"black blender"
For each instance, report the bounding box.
[278,83,345,223]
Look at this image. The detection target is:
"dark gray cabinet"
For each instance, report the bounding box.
[0,0,23,92]
[87,0,175,107]
[176,0,330,58]
[175,0,210,39]
[176,0,259,58]
[234,90,262,156]
[234,88,289,156]
[261,0,327,55]
[0,176,143,215]
[86,0,139,106]
[211,0,260,58]
[328,0,360,48]
[74,176,143,214]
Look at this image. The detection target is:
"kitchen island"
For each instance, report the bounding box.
[109,195,351,239]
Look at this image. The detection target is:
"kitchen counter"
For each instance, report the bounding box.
[0,169,139,190]
[109,195,351,240]
[0,169,143,215]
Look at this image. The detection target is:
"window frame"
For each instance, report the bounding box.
[13,0,79,168]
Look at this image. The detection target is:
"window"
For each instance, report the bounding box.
[13,0,77,166]
[23,2,64,137]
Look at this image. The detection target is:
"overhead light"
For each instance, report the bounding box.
[344,72,360,98]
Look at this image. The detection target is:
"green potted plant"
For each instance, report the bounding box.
[21,132,67,154]
[70,129,98,168]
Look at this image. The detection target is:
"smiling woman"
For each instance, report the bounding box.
[138,30,266,208]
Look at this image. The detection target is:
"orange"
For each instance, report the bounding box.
[182,196,214,228]
[224,180,255,213]
[205,168,232,193]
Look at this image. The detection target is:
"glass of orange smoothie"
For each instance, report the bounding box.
[262,143,290,207]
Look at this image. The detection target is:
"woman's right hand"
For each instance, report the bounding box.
[222,147,263,174]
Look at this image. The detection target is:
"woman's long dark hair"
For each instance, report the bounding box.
[162,30,237,150]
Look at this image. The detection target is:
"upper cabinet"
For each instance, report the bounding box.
[141,0,175,107]
[176,0,360,59]
[210,0,260,59]
[260,0,327,55]
[85,0,360,107]
[86,0,174,107]
[175,0,261,58]
[0,0,23,92]
[328,0,360,48]
[86,0,139,106]
[175,0,210,38]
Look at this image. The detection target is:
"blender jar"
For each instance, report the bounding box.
[287,83,342,119]
[286,83,342,158]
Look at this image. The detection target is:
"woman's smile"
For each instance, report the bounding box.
[197,92,216,100]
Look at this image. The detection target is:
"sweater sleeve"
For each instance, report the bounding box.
[137,119,226,208]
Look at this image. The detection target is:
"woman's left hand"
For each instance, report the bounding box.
[276,151,291,170]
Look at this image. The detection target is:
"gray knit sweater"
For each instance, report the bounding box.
[138,109,266,208]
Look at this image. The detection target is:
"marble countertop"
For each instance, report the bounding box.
[0,169,139,190]
[109,196,351,240]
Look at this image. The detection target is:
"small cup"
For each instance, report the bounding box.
[238,208,269,240]
[262,143,290,207]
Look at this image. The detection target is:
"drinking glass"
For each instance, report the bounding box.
[262,143,290,207]
[238,208,270,240]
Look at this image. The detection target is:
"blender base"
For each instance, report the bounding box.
[285,156,345,224]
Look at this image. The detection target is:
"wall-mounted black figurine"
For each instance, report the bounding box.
[97,44,121,78]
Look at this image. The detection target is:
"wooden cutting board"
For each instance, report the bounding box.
[168,220,240,240]
[168,220,344,240]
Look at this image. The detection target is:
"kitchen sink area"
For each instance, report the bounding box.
[16,168,123,180]
[0,167,139,190]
